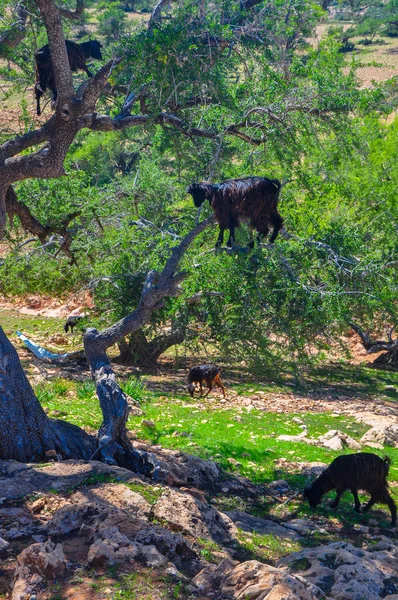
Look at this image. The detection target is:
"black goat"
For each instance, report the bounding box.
[303,453,396,526]
[64,315,84,334]
[188,364,226,398]
[35,39,103,115]
[187,177,284,248]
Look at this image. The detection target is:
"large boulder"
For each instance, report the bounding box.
[361,424,398,448]
[279,538,398,600]
[221,560,321,600]
[152,488,236,544]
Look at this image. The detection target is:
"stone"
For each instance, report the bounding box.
[221,560,320,599]
[45,503,105,536]
[319,429,361,451]
[192,558,238,592]
[12,541,67,600]
[225,511,301,541]
[267,479,290,495]
[152,488,236,544]
[279,539,398,600]
[361,424,398,448]
[0,537,9,550]
[30,498,46,514]
[139,545,168,567]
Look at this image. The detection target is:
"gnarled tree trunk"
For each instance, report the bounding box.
[118,326,185,368]
[350,322,398,371]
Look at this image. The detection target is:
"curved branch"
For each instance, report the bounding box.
[58,0,84,19]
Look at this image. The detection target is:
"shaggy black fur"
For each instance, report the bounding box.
[303,453,396,525]
[64,315,84,334]
[187,364,226,398]
[35,40,103,115]
[186,177,284,248]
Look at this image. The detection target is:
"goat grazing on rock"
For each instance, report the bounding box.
[188,364,226,398]
[35,39,103,115]
[187,177,284,248]
[303,453,397,526]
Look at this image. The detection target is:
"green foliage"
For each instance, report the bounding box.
[97,2,130,43]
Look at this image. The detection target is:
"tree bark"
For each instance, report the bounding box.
[0,327,95,462]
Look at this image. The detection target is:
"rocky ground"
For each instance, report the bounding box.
[1,439,398,600]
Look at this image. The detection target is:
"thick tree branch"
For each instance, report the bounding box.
[36,0,74,102]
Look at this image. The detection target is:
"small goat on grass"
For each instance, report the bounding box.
[303,453,396,526]
[187,176,284,248]
[35,39,103,115]
[187,364,226,398]
[64,315,84,334]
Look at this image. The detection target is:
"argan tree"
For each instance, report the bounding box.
[0,0,388,467]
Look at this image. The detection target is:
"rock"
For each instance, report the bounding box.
[319,430,361,451]
[45,450,57,460]
[87,538,138,567]
[45,503,105,536]
[267,479,290,495]
[0,537,9,550]
[283,519,315,536]
[279,539,398,600]
[152,488,236,544]
[225,511,301,540]
[365,442,384,449]
[71,483,151,518]
[0,460,145,502]
[221,560,320,599]
[192,558,238,592]
[361,424,398,448]
[277,434,318,445]
[165,565,189,581]
[12,541,66,600]
[30,498,46,514]
[139,545,168,567]
[134,524,196,569]
[142,420,156,428]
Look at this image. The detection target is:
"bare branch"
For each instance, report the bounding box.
[148,0,175,28]
[58,0,84,19]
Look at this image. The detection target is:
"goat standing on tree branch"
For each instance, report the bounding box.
[35,39,103,115]
[187,177,284,248]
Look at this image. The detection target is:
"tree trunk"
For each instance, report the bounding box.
[118,327,185,368]
[0,327,95,462]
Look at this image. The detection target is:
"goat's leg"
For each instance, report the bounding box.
[362,496,376,513]
[83,64,93,78]
[214,374,226,398]
[215,227,225,248]
[351,489,361,512]
[331,489,343,508]
[381,491,397,526]
[227,225,235,248]
[203,380,213,398]
[269,212,284,243]
[199,382,203,397]
[35,88,42,116]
